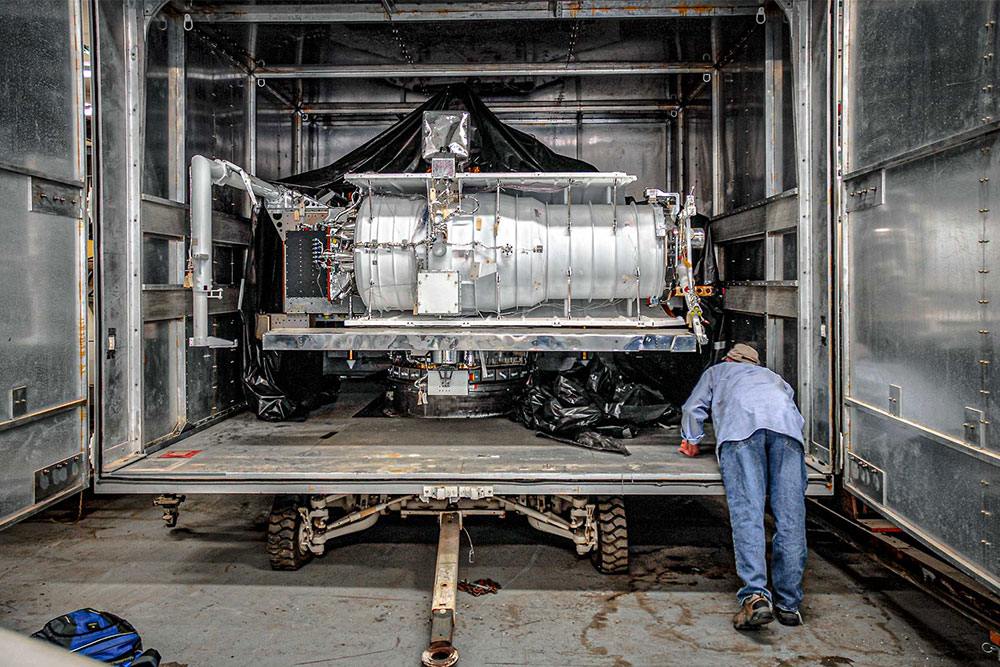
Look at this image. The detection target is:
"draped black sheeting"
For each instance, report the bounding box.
[279,83,596,199]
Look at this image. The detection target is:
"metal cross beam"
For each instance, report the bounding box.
[255,61,713,79]
[298,99,701,115]
[187,1,763,24]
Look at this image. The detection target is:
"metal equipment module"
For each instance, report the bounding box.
[189,111,708,417]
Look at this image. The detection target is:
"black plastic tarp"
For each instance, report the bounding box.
[512,355,682,449]
[280,83,596,200]
[241,84,596,420]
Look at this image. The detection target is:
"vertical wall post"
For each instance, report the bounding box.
[292,33,304,175]
[243,24,258,216]
[711,17,723,216]
[165,11,188,432]
[292,111,303,174]
[764,6,785,197]
[665,119,673,191]
[575,77,583,161]
[166,14,186,203]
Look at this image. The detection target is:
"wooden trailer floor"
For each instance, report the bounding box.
[110,382,829,491]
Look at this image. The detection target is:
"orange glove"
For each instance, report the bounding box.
[678,439,701,457]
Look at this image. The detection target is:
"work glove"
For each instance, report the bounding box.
[678,439,700,457]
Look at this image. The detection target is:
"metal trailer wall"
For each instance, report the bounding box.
[0,0,89,528]
[841,0,1000,591]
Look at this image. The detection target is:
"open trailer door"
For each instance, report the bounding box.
[0,0,89,528]
[839,0,1000,592]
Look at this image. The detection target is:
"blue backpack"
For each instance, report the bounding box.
[32,609,159,666]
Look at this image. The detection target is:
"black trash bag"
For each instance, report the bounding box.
[240,83,596,420]
[513,354,681,451]
[241,207,339,421]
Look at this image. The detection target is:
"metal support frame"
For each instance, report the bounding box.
[292,33,304,175]
[125,1,145,463]
[292,111,303,174]
[300,99,693,116]
[186,1,763,23]
[243,25,258,216]
[256,61,712,79]
[166,13,185,203]
[711,17,723,216]
[423,512,461,667]
[764,4,785,197]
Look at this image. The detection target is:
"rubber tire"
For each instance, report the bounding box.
[591,496,628,574]
[267,496,313,571]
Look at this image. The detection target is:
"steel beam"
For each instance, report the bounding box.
[244,24,258,215]
[422,512,462,667]
[292,111,303,174]
[299,99,691,115]
[256,61,713,79]
[187,1,762,23]
[166,14,186,203]
[262,327,699,352]
[764,4,784,197]
[710,17,723,216]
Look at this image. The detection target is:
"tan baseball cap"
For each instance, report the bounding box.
[725,343,760,365]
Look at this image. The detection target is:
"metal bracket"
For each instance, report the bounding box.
[888,384,902,417]
[846,453,886,505]
[964,407,987,448]
[844,169,885,213]
[421,486,494,502]
[152,494,186,528]
[10,386,27,419]
[188,335,238,349]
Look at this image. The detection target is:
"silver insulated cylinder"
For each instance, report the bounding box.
[353,193,666,313]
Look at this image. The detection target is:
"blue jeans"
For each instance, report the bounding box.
[719,428,808,611]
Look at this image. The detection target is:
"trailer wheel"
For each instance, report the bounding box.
[591,496,628,574]
[267,497,313,571]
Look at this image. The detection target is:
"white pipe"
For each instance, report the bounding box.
[188,155,282,348]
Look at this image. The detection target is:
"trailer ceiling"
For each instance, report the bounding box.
[175,0,764,23]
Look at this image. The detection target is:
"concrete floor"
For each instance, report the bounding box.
[0,494,992,666]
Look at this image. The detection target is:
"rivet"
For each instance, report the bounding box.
[980,329,990,334]
[980,299,990,304]
[980,270,990,274]
[981,359,991,365]
[981,209,992,213]
[982,178,991,183]
[980,238,991,243]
